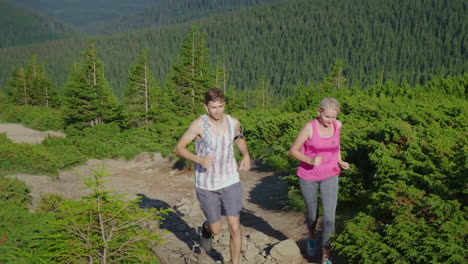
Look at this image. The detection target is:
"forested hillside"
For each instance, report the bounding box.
[86,0,285,35]
[6,0,154,29]
[0,0,465,100]
[0,0,80,48]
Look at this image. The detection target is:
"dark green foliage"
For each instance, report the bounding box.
[63,42,118,128]
[6,56,61,108]
[2,104,65,131]
[0,91,8,121]
[321,60,347,92]
[237,109,307,170]
[89,0,285,34]
[0,168,167,263]
[35,193,65,215]
[63,123,162,160]
[167,27,214,116]
[0,0,80,48]
[149,112,194,157]
[1,0,464,101]
[0,134,65,176]
[122,50,160,129]
[0,176,32,206]
[30,64,61,108]
[35,167,168,263]
[338,94,467,202]
[0,177,52,263]
[8,0,155,29]
[334,182,467,264]
[6,65,28,105]
[0,198,52,264]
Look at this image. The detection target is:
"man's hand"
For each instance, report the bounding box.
[199,156,212,169]
[238,156,251,171]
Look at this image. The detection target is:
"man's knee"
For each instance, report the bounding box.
[228,222,241,237]
[208,222,222,235]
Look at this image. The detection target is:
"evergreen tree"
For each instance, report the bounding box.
[36,167,168,263]
[24,55,38,104]
[321,60,347,92]
[34,64,60,108]
[63,42,117,128]
[167,27,214,115]
[122,50,159,129]
[214,53,228,92]
[6,56,60,108]
[6,65,28,105]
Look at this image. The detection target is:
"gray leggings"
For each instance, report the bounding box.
[299,176,338,248]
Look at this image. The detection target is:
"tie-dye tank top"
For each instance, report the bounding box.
[195,114,239,190]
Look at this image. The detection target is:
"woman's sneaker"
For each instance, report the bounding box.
[200,221,213,252]
[306,239,316,257]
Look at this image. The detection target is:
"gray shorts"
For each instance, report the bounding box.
[196,182,243,224]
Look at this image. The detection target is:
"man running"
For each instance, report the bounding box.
[174,88,251,264]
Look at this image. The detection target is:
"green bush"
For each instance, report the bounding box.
[0,142,59,175]
[0,184,52,263]
[42,136,87,169]
[3,105,65,131]
[0,177,32,206]
[36,193,65,215]
[334,181,467,264]
[0,134,83,176]
[36,167,168,263]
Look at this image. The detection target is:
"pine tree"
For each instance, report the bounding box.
[167,27,214,115]
[122,50,159,129]
[63,42,117,128]
[34,65,60,108]
[6,56,60,108]
[214,53,228,92]
[321,60,347,91]
[6,65,28,105]
[24,56,39,105]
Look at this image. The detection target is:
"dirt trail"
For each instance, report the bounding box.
[0,123,66,143]
[1,124,331,264]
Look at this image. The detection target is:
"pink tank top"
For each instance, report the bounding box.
[297,118,341,181]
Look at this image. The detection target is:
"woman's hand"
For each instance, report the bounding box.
[308,156,323,166]
[338,160,349,170]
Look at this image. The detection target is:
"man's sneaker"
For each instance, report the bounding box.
[200,221,213,252]
[306,239,316,257]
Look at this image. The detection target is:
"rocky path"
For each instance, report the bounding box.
[1,124,333,264]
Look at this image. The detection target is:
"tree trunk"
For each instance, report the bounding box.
[144,56,149,130]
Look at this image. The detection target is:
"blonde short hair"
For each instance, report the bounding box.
[318,97,340,113]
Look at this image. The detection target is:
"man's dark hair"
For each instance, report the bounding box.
[205,88,225,104]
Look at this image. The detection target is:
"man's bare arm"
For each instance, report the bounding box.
[174,118,212,168]
[233,118,251,171]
